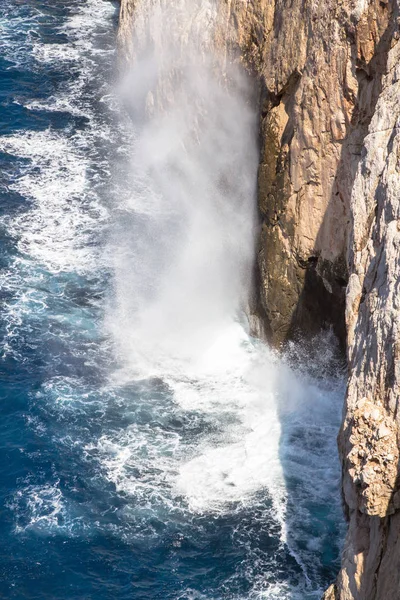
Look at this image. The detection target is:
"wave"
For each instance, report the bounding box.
[0,1,344,598]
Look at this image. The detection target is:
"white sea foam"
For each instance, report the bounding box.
[167,325,285,517]
[0,0,119,282]
[32,43,82,64]
[63,0,117,36]
[0,130,108,273]
[10,482,65,533]
[99,321,342,558]
[0,0,118,359]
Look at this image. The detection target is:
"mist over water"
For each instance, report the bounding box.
[105,1,345,595]
[0,1,344,598]
[109,0,258,366]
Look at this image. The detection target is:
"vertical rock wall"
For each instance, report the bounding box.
[219,0,397,350]
[219,0,355,347]
[335,3,400,598]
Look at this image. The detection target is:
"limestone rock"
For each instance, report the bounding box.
[323,584,338,600]
[344,400,398,516]
[335,3,400,596]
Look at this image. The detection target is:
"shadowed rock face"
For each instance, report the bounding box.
[118,0,400,597]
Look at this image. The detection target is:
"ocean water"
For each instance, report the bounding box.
[0,1,345,599]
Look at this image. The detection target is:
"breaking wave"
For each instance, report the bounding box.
[0,1,344,599]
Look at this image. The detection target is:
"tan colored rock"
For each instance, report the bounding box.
[343,400,398,517]
[323,584,338,600]
[335,3,400,596]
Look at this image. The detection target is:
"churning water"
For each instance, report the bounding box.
[0,1,344,598]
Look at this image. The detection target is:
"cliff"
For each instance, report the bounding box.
[334,5,400,599]
[118,0,400,597]
[118,0,352,347]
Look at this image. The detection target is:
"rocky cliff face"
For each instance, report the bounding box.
[334,5,400,598]
[118,0,396,350]
[219,0,399,352]
[217,0,353,347]
[118,0,400,596]
[118,0,352,347]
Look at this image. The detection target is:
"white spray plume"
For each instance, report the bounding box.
[109,0,258,368]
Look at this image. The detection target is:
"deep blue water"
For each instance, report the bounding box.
[0,1,344,599]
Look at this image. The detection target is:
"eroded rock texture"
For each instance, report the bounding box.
[221,1,400,352]
[336,4,400,597]
[218,0,354,347]
[118,0,400,596]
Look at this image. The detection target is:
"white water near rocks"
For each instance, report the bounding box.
[0,0,344,598]
[107,0,281,516]
[106,1,345,597]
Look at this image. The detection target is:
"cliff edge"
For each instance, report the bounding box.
[118,0,400,597]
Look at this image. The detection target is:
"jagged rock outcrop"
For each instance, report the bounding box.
[335,4,400,597]
[118,0,400,596]
[220,0,400,352]
[217,0,355,347]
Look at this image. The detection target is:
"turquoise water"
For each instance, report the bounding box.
[0,1,344,598]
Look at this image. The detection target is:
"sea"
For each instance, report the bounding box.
[0,1,344,598]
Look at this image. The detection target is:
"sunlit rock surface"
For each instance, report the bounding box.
[337,9,400,598]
